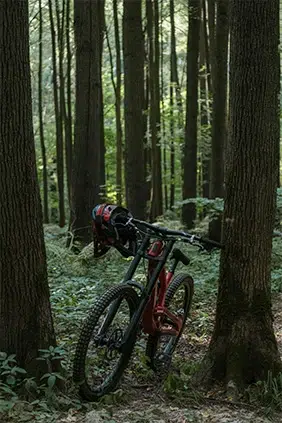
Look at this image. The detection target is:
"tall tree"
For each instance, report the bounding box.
[49,0,65,227]
[169,0,184,210]
[65,0,73,206]
[182,0,201,228]
[147,0,163,220]
[123,0,146,219]
[201,0,281,387]
[208,0,229,241]
[98,0,106,198]
[0,0,56,371]
[39,0,49,223]
[71,0,103,244]
[200,12,210,201]
[113,0,123,204]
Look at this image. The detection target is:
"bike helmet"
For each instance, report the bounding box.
[92,204,137,258]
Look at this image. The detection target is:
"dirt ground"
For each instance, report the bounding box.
[55,293,282,423]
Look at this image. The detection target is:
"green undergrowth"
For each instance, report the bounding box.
[3,221,282,421]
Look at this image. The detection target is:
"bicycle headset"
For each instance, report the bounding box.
[92,204,137,258]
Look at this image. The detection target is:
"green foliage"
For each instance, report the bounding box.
[246,371,282,414]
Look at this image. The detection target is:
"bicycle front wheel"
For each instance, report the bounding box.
[73,284,139,401]
[146,273,194,373]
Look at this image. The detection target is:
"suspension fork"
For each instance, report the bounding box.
[99,234,151,334]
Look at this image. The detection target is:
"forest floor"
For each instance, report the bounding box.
[3,225,282,422]
[53,293,282,423]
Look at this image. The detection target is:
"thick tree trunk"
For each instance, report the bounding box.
[71,0,103,244]
[0,0,56,372]
[39,0,49,223]
[201,0,281,388]
[182,0,201,228]
[208,0,229,242]
[123,0,146,219]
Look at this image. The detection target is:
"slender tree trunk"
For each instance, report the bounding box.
[49,0,65,227]
[169,71,175,211]
[147,0,163,220]
[113,0,123,205]
[202,0,212,95]
[160,0,168,211]
[65,0,73,206]
[144,49,151,205]
[123,0,146,219]
[170,0,184,126]
[0,0,56,373]
[208,0,229,241]
[39,0,49,223]
[207,0,215,88]
[200,0,281,389]
[71,0,103,244]
[98,0,106,197]
[200,15,210,201]
[182,0,201,228]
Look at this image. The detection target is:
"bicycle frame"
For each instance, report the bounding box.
[120,231,185,349]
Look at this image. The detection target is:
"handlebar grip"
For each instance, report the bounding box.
[201,237,224,250]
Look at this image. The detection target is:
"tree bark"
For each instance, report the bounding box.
[182,0,201,228]
[49,0,65,227]
[147,0,163,220]
[39,0,49,223]
[207,0,215,89]
[71,0,103,244]
[201,0,281,388]
[123,0,146,219]
[160,0,168,210]
[113,0,123,205]
[0,0,56,372]
[208,0,229,242]
[200,13,210,201]
[98,0,106,199]
[65,0,73,207]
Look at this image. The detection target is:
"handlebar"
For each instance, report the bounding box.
[130,218,224,250]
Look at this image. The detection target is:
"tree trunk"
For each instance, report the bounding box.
[65,0,73,207]
[39,0,49,223]
[208,0,229,242]
[182,0,201,228]
[113,0,123,205]
[160,0,168,211]
[147,0,163,220]
[71,0,103,244]
[201,0,281,389]
[98,0,106,198]
[123,0,146,219]
[49,0,65,228]
[200,13,210,201]
[207,0,215,89]
[202,0,212,95]
[0,0,56,372]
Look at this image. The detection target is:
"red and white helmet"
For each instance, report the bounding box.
[92,204,136,257]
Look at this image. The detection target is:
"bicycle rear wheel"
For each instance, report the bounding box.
[73,284,139,401]
[146,273,194,373]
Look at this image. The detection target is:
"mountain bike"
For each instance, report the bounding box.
[73,204,223,401]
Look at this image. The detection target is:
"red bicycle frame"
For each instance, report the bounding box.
[141,240,183,337]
